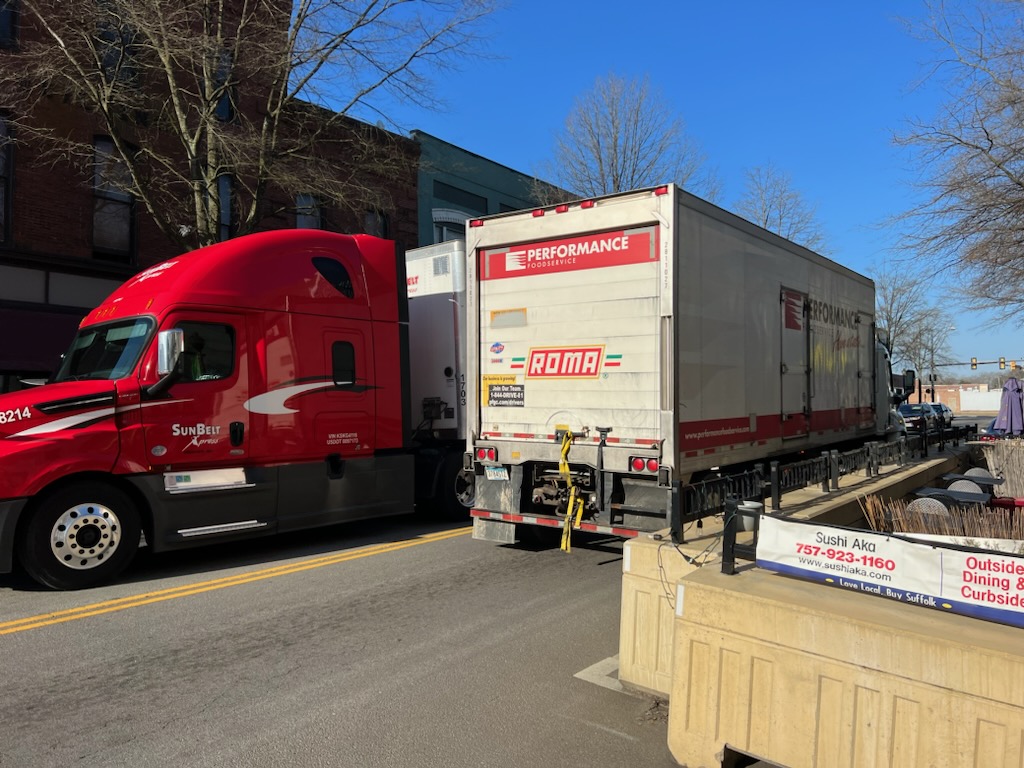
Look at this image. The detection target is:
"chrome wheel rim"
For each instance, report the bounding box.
[49,503,121,570]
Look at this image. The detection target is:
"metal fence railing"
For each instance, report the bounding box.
[674,424,981,549]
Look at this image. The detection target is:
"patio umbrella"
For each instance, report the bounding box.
[994,376,1024,436]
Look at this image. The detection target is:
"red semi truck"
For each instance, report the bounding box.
[0,230,469,589]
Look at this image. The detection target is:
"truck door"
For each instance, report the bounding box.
[780,288,810,438]
[142,313,250,468]
[139,311,273,537]
[858,318,875,414]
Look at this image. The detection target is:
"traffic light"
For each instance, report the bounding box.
[1000,357,1006,369]
[971,357,978,370]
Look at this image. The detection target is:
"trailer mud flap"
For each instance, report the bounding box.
[472,517,518,544]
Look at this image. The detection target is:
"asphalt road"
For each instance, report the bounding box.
[0,516,675,768]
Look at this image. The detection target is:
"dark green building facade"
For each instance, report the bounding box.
[412,131,557,247]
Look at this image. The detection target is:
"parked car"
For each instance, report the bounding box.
[897,402,940,432]
[929,402,954,427]
[979,417,1004,440]
[890,408,908,436]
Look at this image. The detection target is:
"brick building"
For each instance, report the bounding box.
[0,0,419,390]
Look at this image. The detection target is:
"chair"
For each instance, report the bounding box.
[964,467,995,480]
[948,479,984,495]
[906,496,951,518]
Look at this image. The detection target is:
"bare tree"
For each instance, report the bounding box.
[734,163,829,253]
[900,307,958,384]
[542,73,719,201]
[871,261,934,367]
[1,0,493,250]
[896,0,1024,314]
[872,260,959,382]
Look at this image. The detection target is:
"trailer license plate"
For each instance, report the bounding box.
[484,466,508,481]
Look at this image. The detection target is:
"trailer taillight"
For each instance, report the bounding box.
[654,186,669,196]
[580,200,595,209]
[476,447,497,462]
[469,219,484,227]
[555,204,569,213]
[532,209,545,218]
[629,456,660,474]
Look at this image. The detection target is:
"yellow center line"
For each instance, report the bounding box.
[1,526,472,636]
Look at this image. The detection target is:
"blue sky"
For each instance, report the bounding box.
[375,1,1009,378]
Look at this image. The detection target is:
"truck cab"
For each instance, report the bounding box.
[0,230,414,589]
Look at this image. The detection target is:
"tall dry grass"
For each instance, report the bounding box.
[862,495,1024,542]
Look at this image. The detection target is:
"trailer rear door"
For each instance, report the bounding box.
[475,227,661,448]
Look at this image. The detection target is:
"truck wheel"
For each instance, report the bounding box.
[440,451,475,521]
[17,483,140,590]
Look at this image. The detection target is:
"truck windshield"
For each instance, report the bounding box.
[52,318,155,382]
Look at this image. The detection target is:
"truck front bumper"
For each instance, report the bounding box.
[0,497,28,573]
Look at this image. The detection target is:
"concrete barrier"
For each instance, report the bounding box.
[668,566,1024,767]
[616,444,1024,767]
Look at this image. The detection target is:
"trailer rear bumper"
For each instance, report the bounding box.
[470,509,641,540]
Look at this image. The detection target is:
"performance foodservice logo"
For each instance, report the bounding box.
[782,289,805,331]
[481,228,656,280]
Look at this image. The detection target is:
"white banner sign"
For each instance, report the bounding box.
[756,516,1024,629]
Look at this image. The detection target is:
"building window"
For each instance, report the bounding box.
[364,209,388,238]
[0,117,10,245]
[96,0,137,84]
[93,137,135,261]
[217,175,233,241]
[432,208,466,244]
[296,193,321,229]
[0,0,17,48]
[433,180,486,214]
[213,50,235,122]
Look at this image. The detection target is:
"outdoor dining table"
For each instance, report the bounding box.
[915,486,992,505]
[940,473,1005,488]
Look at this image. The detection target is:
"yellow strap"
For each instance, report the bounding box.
[560,493,574,552]
[559,431,583,552]
[558,431,572,481]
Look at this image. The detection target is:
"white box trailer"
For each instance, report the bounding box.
[405,240,473,517]
[464,184,892,541]
[406,240,468,439]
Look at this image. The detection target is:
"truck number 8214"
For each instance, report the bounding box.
[0,407,31,424]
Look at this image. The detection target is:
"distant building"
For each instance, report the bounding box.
[0,17,561,390]
[0,5,418,390]
[412,131,562,246]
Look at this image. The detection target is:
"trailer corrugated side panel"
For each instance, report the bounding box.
[673,192,876,475]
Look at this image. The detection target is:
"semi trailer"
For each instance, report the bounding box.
[463,184,905,545]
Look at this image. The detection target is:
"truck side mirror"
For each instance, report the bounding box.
[903,369,916,391]
[157,329,185,377]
